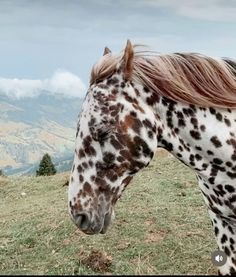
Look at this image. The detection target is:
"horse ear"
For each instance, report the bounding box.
[120,39,134,80]
[103,47,111,56]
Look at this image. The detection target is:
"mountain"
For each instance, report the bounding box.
[0,93,83,175]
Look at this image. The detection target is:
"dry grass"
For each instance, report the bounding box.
[0,152,217,275]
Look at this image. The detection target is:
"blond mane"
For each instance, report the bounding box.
[91,46,236,108]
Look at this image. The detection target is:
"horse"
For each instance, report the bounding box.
[68,40,236,275]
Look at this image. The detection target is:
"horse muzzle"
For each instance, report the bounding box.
[71,210,113,235]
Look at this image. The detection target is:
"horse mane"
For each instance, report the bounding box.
[90,46,236,108]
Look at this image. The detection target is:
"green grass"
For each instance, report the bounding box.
[0,152,217,275]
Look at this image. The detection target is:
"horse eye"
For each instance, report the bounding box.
[98,131,109,141]
[90,128,109,142]
[97,128,111,142]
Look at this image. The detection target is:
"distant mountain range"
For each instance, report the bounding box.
[0,92,83,175]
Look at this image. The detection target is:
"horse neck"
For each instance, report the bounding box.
[151,95,209,168]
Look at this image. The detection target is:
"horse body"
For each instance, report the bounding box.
[68,41,236,275]
[159,102,236,275]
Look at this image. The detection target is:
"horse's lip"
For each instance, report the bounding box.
[100,211,112,234]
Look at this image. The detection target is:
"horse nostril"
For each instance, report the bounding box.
[74,213,90,230]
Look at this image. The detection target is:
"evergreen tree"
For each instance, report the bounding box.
[36,153,57,176]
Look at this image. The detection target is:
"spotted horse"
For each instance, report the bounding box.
[68,40,236,275]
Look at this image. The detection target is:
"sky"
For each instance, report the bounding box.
[0,0,235,98]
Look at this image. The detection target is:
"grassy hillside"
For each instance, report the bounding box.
[0,152,217,275]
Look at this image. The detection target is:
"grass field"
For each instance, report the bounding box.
[0,151,217,275]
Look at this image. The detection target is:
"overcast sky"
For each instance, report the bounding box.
[0,0,235,98]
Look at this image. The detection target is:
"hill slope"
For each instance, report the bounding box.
[0,154,216,275]
[0,93,83,175]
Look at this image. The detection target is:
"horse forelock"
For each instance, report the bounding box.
[90,45,236,108]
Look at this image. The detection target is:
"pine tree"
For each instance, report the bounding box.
[36,153,57,176]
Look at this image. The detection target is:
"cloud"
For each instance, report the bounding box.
[138,0,236,22]
[0,70,86,99]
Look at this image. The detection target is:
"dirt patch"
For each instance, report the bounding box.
[79,249,112,273]
[144,219,155,226]
[145,230,167,243]
[183,180,196,188]
[117,240,131,250]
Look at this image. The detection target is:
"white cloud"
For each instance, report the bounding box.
[138,0,236,22]
[0,70,86,99]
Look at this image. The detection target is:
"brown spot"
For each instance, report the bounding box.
[216,112,223,121]
[83,135,96,156]
[178,118,186,127]
[110,136,123,150]
[82,162,88,169]
[146,93,160,105]
[95,177,107,191]
[209,107,216,114]
[200,125,206,132]
[225,118,231,126]
[143,119,153,129]
[77,165,83,173]
[73,200,82,211]
[78,149,86,158]
[232,154,236,161]
[190,130,201,140]
[79,175,84,183]
[120,114,142,134]
[211,136,222,148]
[226,161,233,167]
[103,152,115,164]
[225,185,235,193]
[227,138,236,149]
[190,117,198,128]
[106,170,118,182]
[84,182,93,195]
[117,156,125,163]
[225,246,230,256]
[117,240,131,250]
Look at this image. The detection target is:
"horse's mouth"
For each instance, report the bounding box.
[81,211,113,235]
